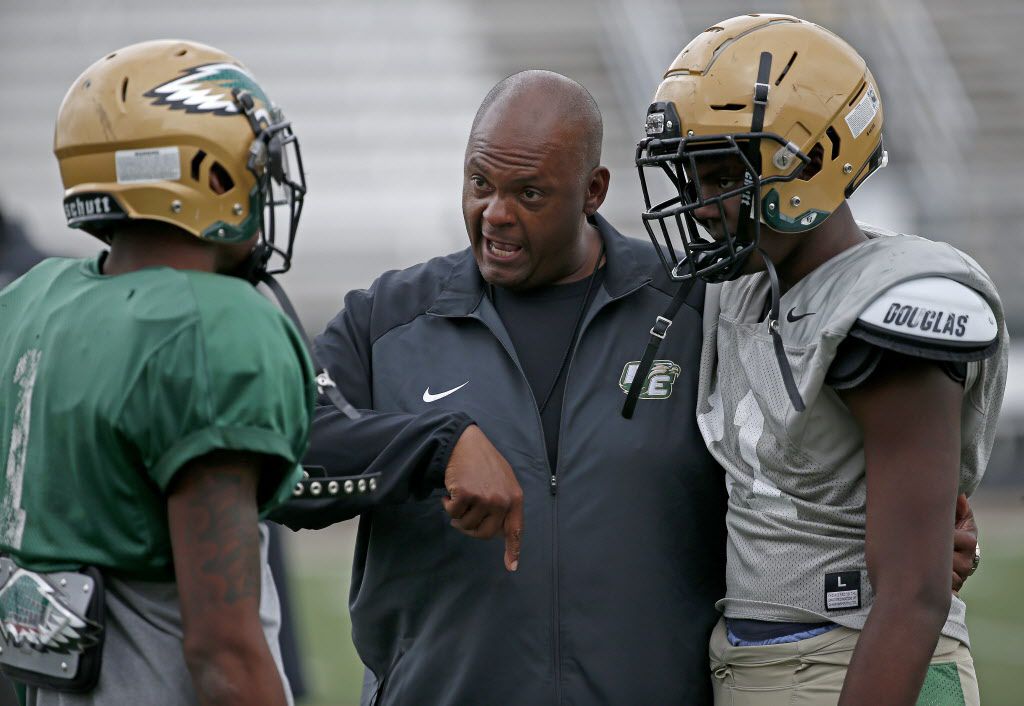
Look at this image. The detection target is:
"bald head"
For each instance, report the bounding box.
[470,70,603,179]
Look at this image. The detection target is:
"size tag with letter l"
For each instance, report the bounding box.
[824,570,862,610]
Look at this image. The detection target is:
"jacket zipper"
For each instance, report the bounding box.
[461,279,648,705]
[479,320,563,704]
[546,285,626,704]
[551,486,562,705]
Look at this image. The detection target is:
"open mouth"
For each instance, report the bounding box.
[485,237,523,261]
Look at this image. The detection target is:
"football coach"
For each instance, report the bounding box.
[271,70,979,705]
[273,69,725,704]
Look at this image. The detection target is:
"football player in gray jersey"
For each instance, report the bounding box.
[631,14,1007,706]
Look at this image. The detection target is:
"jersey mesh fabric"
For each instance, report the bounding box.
[696,227,1008,647]
[917,662,965,705]
[0,256,313,580]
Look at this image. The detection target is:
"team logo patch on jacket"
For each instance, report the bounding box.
[619,360,681,399]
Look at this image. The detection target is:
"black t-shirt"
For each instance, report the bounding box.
[491,268,606,472]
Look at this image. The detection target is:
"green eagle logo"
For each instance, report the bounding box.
[145,62,272,117]
[0,569,100,652]
[619,360,681,400]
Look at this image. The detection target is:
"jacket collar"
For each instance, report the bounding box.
[427,213,652,318]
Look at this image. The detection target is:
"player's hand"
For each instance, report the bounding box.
[442,424,524,572]
[952,493,978,594]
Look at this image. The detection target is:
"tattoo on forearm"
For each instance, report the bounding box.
[182,469,260,605]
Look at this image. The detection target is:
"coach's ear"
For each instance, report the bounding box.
[951,493,978,594]
[583,166,610,216]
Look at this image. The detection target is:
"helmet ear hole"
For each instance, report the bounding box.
[208,162,234,195]
[798,143,824,181]
[190,151,206,181]
[825,127,841,160]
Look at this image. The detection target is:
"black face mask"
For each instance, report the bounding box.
[232,88,307,283]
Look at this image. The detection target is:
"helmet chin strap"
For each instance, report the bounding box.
[230,241,273,285]
[259,272,362,421]
[758,248,806,412]
[743,52,804,412]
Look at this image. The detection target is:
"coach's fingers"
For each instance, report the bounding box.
[457,513,503,540]
[442,489,471,521]
[951,535,976,592]
[450,502,488,532]
[503,495,523,572]
[950,493,978,594]
[954,493,975,530]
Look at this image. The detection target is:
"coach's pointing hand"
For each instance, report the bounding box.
[443,424,524,572]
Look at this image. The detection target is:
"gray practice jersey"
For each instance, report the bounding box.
[27,524,292,706]
[696,226,1008,646]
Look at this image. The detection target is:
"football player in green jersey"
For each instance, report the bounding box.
[0,40,315,706]
[631,14,1005,706]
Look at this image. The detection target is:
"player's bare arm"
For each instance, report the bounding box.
[838,354,962,705]
[168,450,288,706]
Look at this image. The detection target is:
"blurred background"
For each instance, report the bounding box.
[1,0,1021,704]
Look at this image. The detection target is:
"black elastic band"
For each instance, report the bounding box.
[750,52,773,134]
[621,278,696,419]
[536,243,606,415]
[760,251,805,412]
[260,274,362,420]
[735,51,773,250]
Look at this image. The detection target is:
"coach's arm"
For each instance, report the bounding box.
[269,285,523,571]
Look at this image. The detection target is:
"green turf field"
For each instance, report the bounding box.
[287,489,1024,706]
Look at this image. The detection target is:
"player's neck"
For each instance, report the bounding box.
[774,203,866,290]
[103,226,217,276]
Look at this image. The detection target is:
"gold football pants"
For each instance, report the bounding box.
[708,617,979,705]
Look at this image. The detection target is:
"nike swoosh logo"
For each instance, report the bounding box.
[422,381,469,403]
[786,307,816,323]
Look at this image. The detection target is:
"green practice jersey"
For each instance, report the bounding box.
[0,255,313,580]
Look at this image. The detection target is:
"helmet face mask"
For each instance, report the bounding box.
[234,91,307,278]
[637,14,886,283]
[54,41,307,280]
[637,123,811,283]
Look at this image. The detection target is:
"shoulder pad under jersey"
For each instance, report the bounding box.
[850,277,999,362]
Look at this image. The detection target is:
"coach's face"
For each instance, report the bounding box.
[463,100,606,290]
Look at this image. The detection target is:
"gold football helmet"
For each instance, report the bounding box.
[54,39,305,276]
[637,14,886,282]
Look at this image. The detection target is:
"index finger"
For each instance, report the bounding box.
[502,496,523,572]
